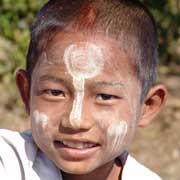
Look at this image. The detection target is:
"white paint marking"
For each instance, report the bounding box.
[64,43,104,128]
[107,121,128,153]
[33,110,48,128]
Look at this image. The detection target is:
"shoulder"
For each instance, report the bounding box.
[0,129,35,154]
[0,129,37,179]
[122,155,162,180]
[0,129,37,162]
[0,129,63,180]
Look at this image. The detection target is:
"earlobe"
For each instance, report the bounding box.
[16,69,30,114]
[138,84,167,127]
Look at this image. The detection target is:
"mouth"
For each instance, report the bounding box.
[54,140,99,149]
[53,140,101,160]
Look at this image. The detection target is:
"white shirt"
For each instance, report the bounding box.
[0,129,161,180]
[122,155,161,180]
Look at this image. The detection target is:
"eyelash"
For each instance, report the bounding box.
[96,93,119,101]
[41,90,120,103]
[43,89,65,97]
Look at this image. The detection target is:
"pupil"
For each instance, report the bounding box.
[52,90,61,96]
[102,94,111,100]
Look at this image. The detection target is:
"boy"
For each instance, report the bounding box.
[0,0,167,179]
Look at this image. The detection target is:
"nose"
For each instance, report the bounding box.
[61,96,94,130]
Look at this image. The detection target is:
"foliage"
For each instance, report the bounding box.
[142,0,180,65]
[0,0,47,114]
[0,0,47,78]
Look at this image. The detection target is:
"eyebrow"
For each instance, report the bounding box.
[38,75,124,90]
[93,81,124,89]
[38,75,73,88]
[39,75,64,83]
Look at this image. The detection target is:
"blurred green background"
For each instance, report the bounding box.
[0,1,180,180]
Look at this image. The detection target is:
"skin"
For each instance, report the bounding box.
[16,31,167,180]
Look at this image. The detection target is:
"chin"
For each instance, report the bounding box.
[62,168,92,175]
[55,160,100,175]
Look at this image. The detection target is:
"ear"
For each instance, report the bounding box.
[16,69,30,114]
[138,84,167,127]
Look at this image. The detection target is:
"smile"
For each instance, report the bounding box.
[53,139,101,160]
[62,140,98,149]
[54,140,99,149]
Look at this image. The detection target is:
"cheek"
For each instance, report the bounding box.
[33,110,48,128]
[106,121,128,155]
[93,107,132,131]
[93,109,134,158]
[31,110,53,148]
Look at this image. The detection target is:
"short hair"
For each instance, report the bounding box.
[27,0,158,101]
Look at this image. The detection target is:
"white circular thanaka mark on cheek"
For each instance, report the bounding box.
[32,110,48,128]
[107,121,128,155]
[64,43,104,128]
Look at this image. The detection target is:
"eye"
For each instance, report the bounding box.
[43,89,65,97]
[96,93,119,101]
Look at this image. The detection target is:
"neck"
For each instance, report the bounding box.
[62,159,123,180]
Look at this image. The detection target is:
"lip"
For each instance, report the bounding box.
[53,140,101,160]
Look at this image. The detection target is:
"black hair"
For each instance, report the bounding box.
[27,0,158,101]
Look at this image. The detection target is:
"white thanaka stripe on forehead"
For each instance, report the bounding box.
[64,43,103,79]
[64,42,104,128]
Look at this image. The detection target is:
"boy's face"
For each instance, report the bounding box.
[27,32,142,174]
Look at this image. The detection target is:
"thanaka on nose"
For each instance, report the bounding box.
[69,95,94,130]
[69,77,85,129]
[64,42,104,130]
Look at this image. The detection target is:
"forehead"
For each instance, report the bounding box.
[37,31,135,77]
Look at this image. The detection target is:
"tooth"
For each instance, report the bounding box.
[62,141,80,149]
[61,141,96,149]
[62,141,68,146]
[85,143,91,148]
[84,143,88,148]
[89,144,94,148]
